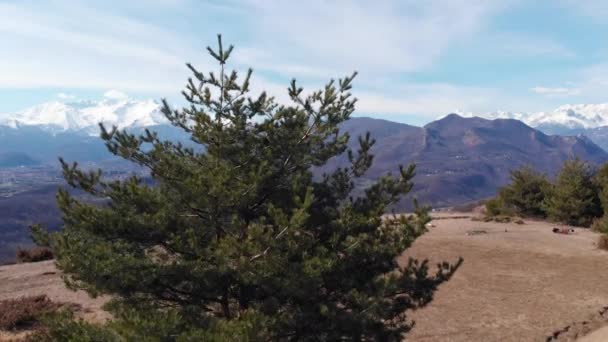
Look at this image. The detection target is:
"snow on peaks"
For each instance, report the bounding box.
[0,92,167,135]
[103,90,129,100]
[462,104,608,130]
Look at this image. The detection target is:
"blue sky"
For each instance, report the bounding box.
[2,0,608,125]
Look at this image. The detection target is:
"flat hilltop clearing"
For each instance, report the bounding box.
[405,214,608,341]
[2,215,608,341]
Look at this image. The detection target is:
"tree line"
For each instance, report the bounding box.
[486,158,608,233]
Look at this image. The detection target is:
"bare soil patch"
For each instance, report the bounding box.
[0,260,109,341]
[403,217,608,341]
[2,218,608,341]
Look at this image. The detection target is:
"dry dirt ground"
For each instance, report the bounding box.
[0,260,109,341]
[1,215,608,341]
[403,214,608,341]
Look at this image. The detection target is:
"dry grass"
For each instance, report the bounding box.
[403,218,608,341]
[16,247,53,263]
[472,215,524,224]
[0,295,67,331]
[598,234,608,251]
[0,261,110,325]
[591,218,606,233]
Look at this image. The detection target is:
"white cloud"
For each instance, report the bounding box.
[103,90,129,100]
[0,0,562,121]
[249,73,513,119]
[482,32,575,59]
[530,86,581,96]
[0,1,202,96]
[355,83,506,117]
[237,0,510,76]
[57,93,76,100]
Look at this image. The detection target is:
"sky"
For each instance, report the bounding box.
[1,0,608,125]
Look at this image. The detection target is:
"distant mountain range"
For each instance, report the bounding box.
[458,104,608,150]
[3,99,608,263]
[0,152,39,168]
[1,97,608,206]
[322,115,608,209]
[0,97,166,135]
[6,98,608,149]
[460,104,608,130]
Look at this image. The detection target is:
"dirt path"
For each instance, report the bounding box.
[403,216,608,341]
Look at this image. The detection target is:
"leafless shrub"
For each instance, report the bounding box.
[0,295,67,331]
[16,247,53,263]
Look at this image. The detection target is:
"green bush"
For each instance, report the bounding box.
[544,158,602,227]
[591,217,608,233]
[498,166,550,218]
[484,198,504,216]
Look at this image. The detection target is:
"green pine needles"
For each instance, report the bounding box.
[36,35,461,341]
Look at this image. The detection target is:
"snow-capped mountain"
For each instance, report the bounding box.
[0,96,167,135]
[458,104,608,131]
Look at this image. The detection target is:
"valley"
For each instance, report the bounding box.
[3,110,608,264]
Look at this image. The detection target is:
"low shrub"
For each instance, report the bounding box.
[0,295,64,331]
[598,234,608,251]
[514,218,525,225]
[26,310,115,342]
[591,217,608,233]
[484,198,503,217]
[16,247,53,263]
[493,215,512,223]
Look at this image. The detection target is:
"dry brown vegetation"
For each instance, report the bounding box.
[0,260,109,341]
[0,295,66,331]
[16,247,53,264]
[404,215,608,341]
[471,214,524,224]
[3,216,608,341]
[598,234,608,251]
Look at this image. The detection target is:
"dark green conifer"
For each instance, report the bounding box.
[544,158,601,227]
[497,166,550,217]
[37,35,460,341]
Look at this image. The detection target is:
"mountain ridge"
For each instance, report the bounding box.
[458,103,608,131]
[321,114,608,209]
[0,97,167,135]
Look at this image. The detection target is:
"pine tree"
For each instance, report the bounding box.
[544,158,602,227]
[36,35,461,341]
[590,162,608,234]
[594,162,608,212]
[497,166,550,218]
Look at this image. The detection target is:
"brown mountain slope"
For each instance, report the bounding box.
[322,114,608,209]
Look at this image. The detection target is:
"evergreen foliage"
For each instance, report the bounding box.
[484,197,505,217]
[543,158,602,227]
[38,35,461,340]
[496,166,550,218]
[594,162,608,213]
[591,163,608,235]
